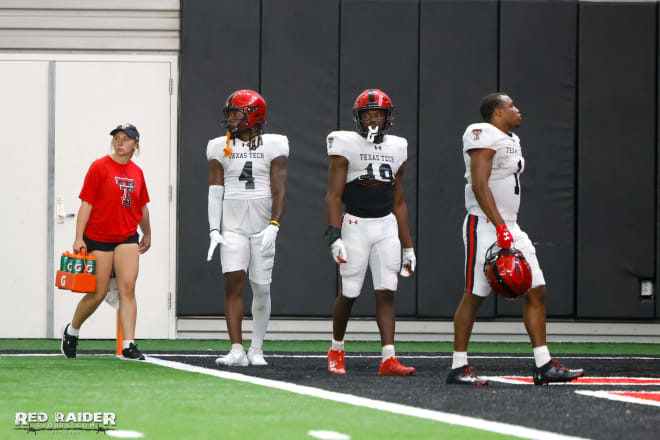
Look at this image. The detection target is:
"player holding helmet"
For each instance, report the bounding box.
[447,93,583,386]
[325,89,416,376]
[206,89,288,367]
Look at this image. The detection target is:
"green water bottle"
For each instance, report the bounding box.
[85,253,96,275]
[60,252,70,272]
[71,253,85,274]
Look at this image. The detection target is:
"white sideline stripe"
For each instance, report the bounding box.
[145,356,587,440]
[575,390,660,408]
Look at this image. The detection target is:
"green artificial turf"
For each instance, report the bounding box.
[0,356,516,440]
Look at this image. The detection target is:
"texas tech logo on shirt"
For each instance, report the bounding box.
[114,177,135,206]
[472,128,482,141]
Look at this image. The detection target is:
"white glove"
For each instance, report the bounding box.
[259,224,279,252]
[207,230,227,261]
[330,238,347,264]
[400,248,416,277]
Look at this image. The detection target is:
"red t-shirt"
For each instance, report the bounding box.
[79,155,150,242]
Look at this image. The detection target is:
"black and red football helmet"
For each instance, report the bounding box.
[352,89,394,139]
[223,89,267,136]
[484,242,532,299]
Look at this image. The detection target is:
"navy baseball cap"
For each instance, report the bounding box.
[110,123,140,142]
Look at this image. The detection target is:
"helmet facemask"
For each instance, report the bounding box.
[354,107,393,143]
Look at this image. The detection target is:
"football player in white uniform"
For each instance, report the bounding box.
[206,89,288,367]
[446,93,583,385]
[325,89,416,376]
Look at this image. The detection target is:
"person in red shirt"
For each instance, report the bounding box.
[61,123,152,361]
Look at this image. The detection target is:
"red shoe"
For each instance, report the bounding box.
[328,348,346,374]
[379,357,416,376]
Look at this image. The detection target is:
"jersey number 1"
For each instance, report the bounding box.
[513,160,521,195]
[239,161,255,190]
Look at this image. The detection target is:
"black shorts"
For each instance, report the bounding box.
[83,233,139,252]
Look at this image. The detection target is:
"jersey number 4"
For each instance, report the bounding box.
[239,161,255,190]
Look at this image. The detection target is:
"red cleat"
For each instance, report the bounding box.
[328,348,346,374]
[379,357,416,376]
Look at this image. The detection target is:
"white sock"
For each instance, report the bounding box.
[231,343,244,353]
[533,345,551,368]
[123,339,134,349]
[249,280,271,350]
[331,339,344,351]
[452,351,468,369]
[66,325,79,337]
[382,344,395,361]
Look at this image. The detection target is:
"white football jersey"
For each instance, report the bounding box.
[326,131,407,183]
[463,122,525,221]
[326,130,407,217]
[207,133,289,200]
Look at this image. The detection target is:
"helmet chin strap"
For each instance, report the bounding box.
[366,125,380,143]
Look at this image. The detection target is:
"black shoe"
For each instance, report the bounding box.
[61,324,78,359]
[446,365,488,386]
[121,343,145,361]
[533,359,584,385]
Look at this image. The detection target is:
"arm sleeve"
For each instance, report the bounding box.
[78,163,99,204]
[276,136,290,158]
[463,126,498,152]
[208,185,224,232]
[206,139,224,163]
[327,132,348,158]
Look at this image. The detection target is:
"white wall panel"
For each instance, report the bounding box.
[0,60,49,337]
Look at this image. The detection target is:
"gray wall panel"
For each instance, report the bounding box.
[417,0,498,318]
[178,0,261,315]
[498,0,577,317]
[339,0,419,316]
[577,1,655,318]
[261,0,339,315]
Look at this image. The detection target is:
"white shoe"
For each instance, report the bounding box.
[247,347,268,366]
[215,349,248,367]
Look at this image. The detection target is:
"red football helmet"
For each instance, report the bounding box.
[484,242,532,299]
[223,89,267,135]
[352,89,394,139]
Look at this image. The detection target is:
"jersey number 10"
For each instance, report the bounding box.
[366,163,394,182]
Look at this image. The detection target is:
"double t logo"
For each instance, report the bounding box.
[114,177,135,206]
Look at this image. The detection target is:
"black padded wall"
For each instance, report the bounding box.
[178,0,660,321]
[497,0,577,317]
[658,3,660,320]
[261,0,340,315]
[178,0,261,315]
[338,0,419,316]
[577,1,656,318]
[417,0,498,318]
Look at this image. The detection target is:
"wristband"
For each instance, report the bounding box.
[269,220,280,227]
